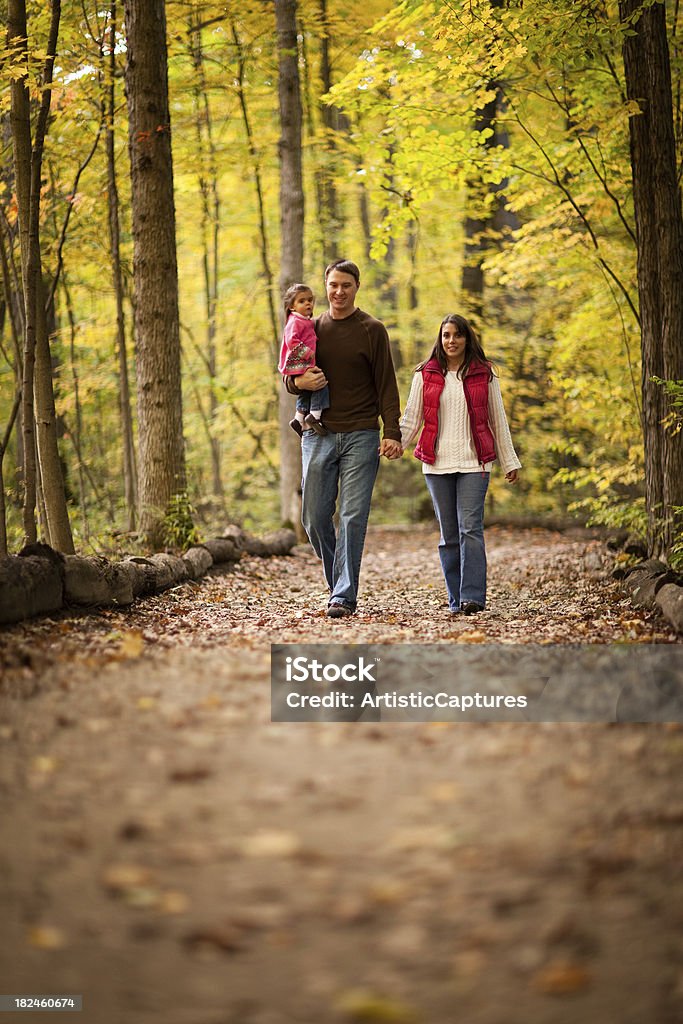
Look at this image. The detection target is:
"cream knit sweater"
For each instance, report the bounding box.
[400,370,522,475]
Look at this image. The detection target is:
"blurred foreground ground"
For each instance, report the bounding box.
[1,526,681,1024]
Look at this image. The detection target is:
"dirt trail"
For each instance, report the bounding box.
[0,526,681,1024]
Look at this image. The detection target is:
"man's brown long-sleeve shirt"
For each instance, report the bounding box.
[284,308,401,441]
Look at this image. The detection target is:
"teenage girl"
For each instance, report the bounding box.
[400,313,521,614]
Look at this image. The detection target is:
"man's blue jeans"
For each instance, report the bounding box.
[301,429,380,610]
[425,471,490,610]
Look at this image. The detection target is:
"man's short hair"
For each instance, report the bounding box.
[324,259,360,285]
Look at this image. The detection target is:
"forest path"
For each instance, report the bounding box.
[1,526,681,1024]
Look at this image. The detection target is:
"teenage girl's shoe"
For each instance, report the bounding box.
[460,601,485,615]
[304,414,328,436]
[289,418,303,436]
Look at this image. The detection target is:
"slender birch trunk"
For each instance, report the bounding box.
[189,10,224,501]
[275,0,305,533]
[8,0,73,551]
[107,0,137,532]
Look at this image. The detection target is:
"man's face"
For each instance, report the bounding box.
[325,270,359,317]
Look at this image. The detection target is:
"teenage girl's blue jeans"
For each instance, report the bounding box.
[301,429,380,610]
[425,471,490,610]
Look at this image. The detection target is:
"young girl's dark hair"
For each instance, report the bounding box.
[283,283,313,322]
[417,313,493,379]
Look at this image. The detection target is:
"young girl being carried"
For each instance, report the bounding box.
[278,283,329,436]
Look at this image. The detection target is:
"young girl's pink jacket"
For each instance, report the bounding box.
[278,312,318,375]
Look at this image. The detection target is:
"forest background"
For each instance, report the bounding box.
[1,0,682,563]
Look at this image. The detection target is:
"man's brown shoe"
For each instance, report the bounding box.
[327,602,353,618]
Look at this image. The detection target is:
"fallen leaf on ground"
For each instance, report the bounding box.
[183,924,246,954]
[457,630,487,643]
[335,989,419,1022]
[101,863,154,895]
[532,959,592,994]
[116,631,145,659]
[240,830,301,858]
[28,925,67,950]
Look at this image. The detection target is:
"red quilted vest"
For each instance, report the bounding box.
[413,358,496,467]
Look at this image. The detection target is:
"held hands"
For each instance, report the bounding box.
[380,439,403,460]
[505,470,519,484]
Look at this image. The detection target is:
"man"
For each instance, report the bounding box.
[284,259,403,618]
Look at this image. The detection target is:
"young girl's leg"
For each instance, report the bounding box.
[290,391,309,436]
[307,383,330,420]
[304,383,329,435]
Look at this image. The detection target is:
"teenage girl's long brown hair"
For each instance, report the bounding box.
[417,314,494,379]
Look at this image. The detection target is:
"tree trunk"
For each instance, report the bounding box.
[61,273,88,540]
[620,0,683,556]
[317,0,347,263]
[124,0,187,548]
[0,393,21,556]
[461,88,499,334]
[231,22,280,356]
[107,0,137,532]
[8,0,73,552]
[8,0,37,544]
[189,9,224,503]
[0,212,24,448]
[275,0,305,534]
[35,269,74,551]
[406,217,420,366]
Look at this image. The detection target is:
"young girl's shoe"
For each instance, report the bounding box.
[304,414,328,436]
[289,418,303,436]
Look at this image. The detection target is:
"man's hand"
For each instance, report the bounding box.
[505,470,519,484]
[294,367,327,391]
[380,439,403,460]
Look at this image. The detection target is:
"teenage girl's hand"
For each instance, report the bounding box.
[505,470,519,484]
[295,367,327,391]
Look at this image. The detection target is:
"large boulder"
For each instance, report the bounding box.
[64,555,111,605]
[123,557,159,596]
[63,555,136,607]
[202,538,241,564]
[147,552,189,589]
[217,526,297,558]
[0,552,63,625]
[220,525,247,552]
[183,546,214,579]
[260,529,297,556]
[655,584,683,633]
[625,562,679,610]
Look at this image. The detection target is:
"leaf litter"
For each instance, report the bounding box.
[0,525,681,1024]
